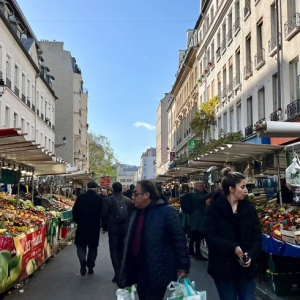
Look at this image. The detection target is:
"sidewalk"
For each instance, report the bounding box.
[3,233,219,300]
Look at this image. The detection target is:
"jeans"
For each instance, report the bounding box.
[214,276,256,300]
[76,245,98,269]
[108,233,125,273]
[189,230,205,256]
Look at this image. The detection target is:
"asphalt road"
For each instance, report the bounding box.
[3,233,220,300]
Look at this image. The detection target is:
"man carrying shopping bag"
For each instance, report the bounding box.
[118,180,190,300]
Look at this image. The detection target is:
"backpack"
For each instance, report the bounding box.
[179,193,193,214]
[112,197,128,224]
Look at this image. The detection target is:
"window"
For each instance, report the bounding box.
[210,6,214,23]
[237,101,242,131]
[207,85,210,100]
[287,0,297,21]
[270,3,277,38]
[21,73,25,97]
[258,87,265,120]
[235,1,240,22]
[218,116,222,137]
[6,56,11,79]
[228,11,233,41]
[246,33,252,65]
[13,112,18,128]
[21,118,25,133]
[36,129,39,143]
[229,57,233,90]
[235,48,241,79]
[27,122,30,139]
[223,112,228,133]
[257,19,263,51]
[211,80,215,97]
[230,107,234,132]
[14,65,19,89]
[5,106,10,127]
[247,96,253,126]
[289,61,300,102]
[41,132,43,146]
[27,79,31,99]
[217,72,221,97]
[0,46,2,74]
[272,73,278,111]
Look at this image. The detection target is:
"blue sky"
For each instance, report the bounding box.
[17,0,200,166]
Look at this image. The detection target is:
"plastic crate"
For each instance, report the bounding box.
[268,254,300,273]
[266,270,300,296]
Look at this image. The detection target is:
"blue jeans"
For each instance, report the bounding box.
[214,276,255,300]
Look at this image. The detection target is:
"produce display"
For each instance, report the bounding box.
[169,197,180,209]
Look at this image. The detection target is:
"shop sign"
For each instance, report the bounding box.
[100,176,110,187]
[189,140,198,152]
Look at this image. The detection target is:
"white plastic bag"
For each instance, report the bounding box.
[116,285,138,300]
[167,278,206,300]
[286,158,300,187]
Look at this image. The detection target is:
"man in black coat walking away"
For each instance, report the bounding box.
[124,183,135,199]
[72,182,103,276]
[118,180,190,300]
[102,182,132,283]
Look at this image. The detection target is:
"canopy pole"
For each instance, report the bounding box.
[31,176,34,204]
[277,154,282,206]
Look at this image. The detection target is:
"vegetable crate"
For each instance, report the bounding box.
[266,270,300,296]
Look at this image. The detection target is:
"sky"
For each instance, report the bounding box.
[17,0,200,166]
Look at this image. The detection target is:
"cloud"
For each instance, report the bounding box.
[134,122,155,130]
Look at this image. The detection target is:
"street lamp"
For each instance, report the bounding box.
[55,137,67,148]
[0,79,6,97]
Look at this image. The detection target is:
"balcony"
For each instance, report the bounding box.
[244,0,251,20]
[256,118,265,125]
[221,39,226,54]
[49,121,52,128]
[268,33,281,57]
[52,125,55,131]
[14,86,19,97]
[37,109,40,116]
[32,104,35,113]
[234,73,241,90]
[255,48,265,70]
[21,94,26,103]
[26,99,31,108]
[245,125,253,137]
[244,62,253,80]
[216,47,221,62]
[287,99,300,120]
[41,113,44,121]
[221,88,227,100]
[227,29,233,46]
[234,17,241,36]
[6,78,11,89]
[284,13,300,41]
[227,81,234,98]
[270,109,281,121]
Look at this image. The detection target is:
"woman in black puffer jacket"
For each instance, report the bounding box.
[204,167,262,300]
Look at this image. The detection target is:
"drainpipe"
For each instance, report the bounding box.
[276,0,282,114]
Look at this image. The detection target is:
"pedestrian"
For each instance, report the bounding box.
[102,182,132,283]
[277,178,293,204]
[204,167,262,300]
[189,181,213,260]
[72,182,104,276]
[124,184,135,199]
[101,188,108,198]
[118,180,190,300]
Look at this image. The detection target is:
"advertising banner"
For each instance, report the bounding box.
[100,176,110,187]
[13,225,46,280]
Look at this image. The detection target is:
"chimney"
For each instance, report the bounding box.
[187,29,194,48]
[8,12,19,33]
[178,50,185,66]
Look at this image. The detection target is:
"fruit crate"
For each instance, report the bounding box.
[268,254,300,273]
[266,270,300,296]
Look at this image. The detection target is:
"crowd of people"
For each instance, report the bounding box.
[72,169,262,300]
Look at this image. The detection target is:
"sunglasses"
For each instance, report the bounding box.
[132,191,144,196]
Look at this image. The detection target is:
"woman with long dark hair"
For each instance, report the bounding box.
[204,167,262,300]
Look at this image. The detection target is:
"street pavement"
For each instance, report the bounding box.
[3,233,220,300]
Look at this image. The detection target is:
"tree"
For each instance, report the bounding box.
[88,133,118,180]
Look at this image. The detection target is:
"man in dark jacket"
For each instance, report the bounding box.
[124,183,135,199]
[102,182,132,283]
[72,182,103,276]
[189,181,214,260]
[118,180,190,300]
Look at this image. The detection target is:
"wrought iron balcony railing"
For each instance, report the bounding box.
[245,125,253,137]
[256,118,265,125]
[254,48,265,70]
[227,29,233,45]
[234,17,241,34]
[244,0,251,19]
[21,94,26,103]
[32,104,35,113]
[287,99,300,119]
[14,86,19,97]
[26,99,31,108]
[37,109,40,116]
[284,13,300,39]
[244,62,253,79]
[270,109,280,121]
[234,73,241,89]
[268,33,281,55]
[41,113,44,121]
[6,78,11,89]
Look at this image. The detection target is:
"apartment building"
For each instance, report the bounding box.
[39,41,89,172]
[156,93,171,176]
[136,147,156,181]
[165,0,300,169]
[0,0,56,152]
[116,164,137,188]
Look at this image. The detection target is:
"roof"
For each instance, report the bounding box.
[60,171,94,183]
[0,128,67,176]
